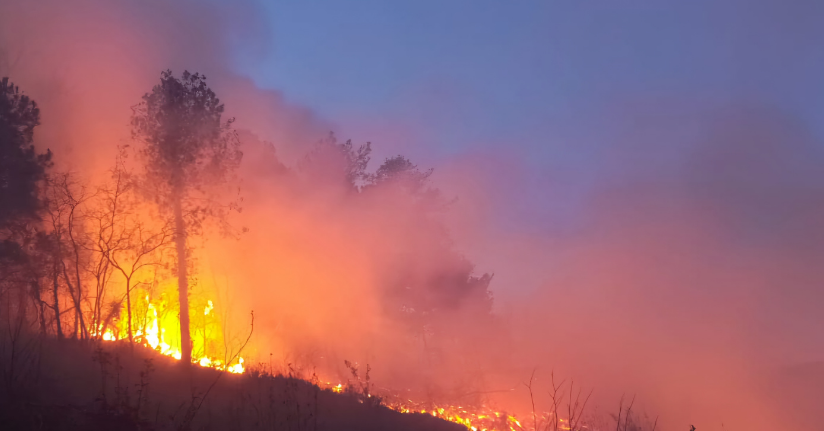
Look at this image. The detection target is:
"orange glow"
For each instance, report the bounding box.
[97,290,244,374]
[303,377,542,431]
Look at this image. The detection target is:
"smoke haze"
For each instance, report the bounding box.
[2,1,823,430]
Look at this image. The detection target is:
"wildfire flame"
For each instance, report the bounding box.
[93,294,574,431]
[96,294,244,373]
[305,377,546,431]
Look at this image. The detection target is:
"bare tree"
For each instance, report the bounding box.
[86,164,129,338]
[42,176,73,340]
[102,151,174,344]
[39,171,95,340]
[0,224,44,399]
[58,174,91,339]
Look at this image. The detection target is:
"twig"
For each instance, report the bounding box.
[615,395,624,431]
[179,310,254,430]
[570,387,593,431]
[523,369,538,431]
[623,394,636,431]
[548,371,566,431]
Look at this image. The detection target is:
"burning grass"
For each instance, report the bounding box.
[94,291,247,375]
[81,281,541,431]
[0,335,467,431]
[0,260,655,431]
[90,327,531,431]
[0,308,663,431]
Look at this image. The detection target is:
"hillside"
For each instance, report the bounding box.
[0,337,464,431]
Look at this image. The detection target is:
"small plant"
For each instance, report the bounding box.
[611,395,659,431]
[92,344,113,408]
[343,360,381,407]
[134,358,155,421]
[309,368,320,431]
[178,310,254,431]
[284,363,302,431]
[113,352,133,417]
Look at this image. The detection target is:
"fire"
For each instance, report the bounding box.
[92,293,594,431]
[204,300,214,316]
[380,397,528,431]
[89,289,594,431]
[96,291,244,374]
[303,377,537,431]
[91,287,578,431]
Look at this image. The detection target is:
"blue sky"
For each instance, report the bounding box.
[232,0,824,241]
[238,0,823,154]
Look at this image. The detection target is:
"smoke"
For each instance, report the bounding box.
[0,0,325,173]
[3,1,824,430]
[441,101,824,429]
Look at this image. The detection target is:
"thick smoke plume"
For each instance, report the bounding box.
[2,1,823,430]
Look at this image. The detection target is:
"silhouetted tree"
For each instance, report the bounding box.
[42,190,70,340]
[387,256,493,332]
[99,150,174,345]
[0,77,53,345]
[131,70,241,364]
[365,155,453,212]
[45,172,91,340]
[0,77,51,229]
[372,155,431,191]
[359,154,495,361]
[299,132,372,190]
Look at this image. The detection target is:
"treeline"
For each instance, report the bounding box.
[0,71,244,363]
[0,70,495,386]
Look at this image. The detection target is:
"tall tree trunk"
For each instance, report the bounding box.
[67,210,88,340]
[125,276,133,344]
[173,196,192,364]
[52,261,63,340]
[61,265,82,339]
[70,243,88,339]
[30,280,46,336]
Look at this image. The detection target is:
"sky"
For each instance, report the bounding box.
[237,1,824,401]
[242,0,824,151]
[233,0,824,297]
[231,0,824,384]
[236,0,824,232]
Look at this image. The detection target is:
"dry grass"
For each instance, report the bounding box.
[0,336,464,431]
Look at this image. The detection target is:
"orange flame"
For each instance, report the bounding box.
[96,292,244,374]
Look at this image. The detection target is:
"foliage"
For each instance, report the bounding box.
[298,132,372,190]
[0,77,52,228]
[131,70,242,204]
[131,70,243,364]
